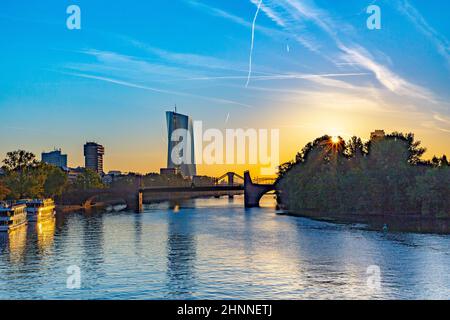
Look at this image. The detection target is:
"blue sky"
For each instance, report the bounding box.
[1,0,449,174]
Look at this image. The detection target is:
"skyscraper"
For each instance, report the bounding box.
[166,111,196,177]
[41,149,68,169]
[84,142,105,174]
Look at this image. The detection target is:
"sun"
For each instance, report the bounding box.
[331,136,340,144]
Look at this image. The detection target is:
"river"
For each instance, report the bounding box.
[0,195,449,299]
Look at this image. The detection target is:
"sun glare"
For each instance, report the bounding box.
[331,136,340,144]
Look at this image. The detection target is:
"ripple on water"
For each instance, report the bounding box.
[0,196,449,299]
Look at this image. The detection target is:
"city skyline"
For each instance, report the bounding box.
[1,0,449,176]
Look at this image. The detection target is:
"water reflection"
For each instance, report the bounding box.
[0,196,449,299]
[1,226,28,265]
[133,213,143,253]
[81,212,105,289]
[35,217,56,253]
[166,208,197,298]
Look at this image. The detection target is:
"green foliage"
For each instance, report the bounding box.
[72,169,104,190]
[1,150,68,199]
[277,133,449,217]
[2,150,39,171]
[0,179,10,200]
[2,151,44,199]
[142,172,190,187]
[43,164,68,198]
[408,166,450,217]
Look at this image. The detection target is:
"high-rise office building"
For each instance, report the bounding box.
[84,142,105,174]
[166,111,197,177]
[41,149,68,169]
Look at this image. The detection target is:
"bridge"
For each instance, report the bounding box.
[63,171,275,212]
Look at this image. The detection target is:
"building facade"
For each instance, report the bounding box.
[370,130,386,141]
[84,142,105,174]
[41,149,68,169]
[160,167,180,176]
[166,111,197,177]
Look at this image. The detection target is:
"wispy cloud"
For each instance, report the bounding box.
[395,0,450,68]
[249,0,286,27]
[434,113,450,126]
[76,49,196,80]
[184,0,285,38]
[338,44,436,101]
[185,0,444,108]
[61,71,253,108]
[252,0,439,102]
[71,2,446,118]
[185,0,321,53]
[127,39,256,75]
[168,72,369,82]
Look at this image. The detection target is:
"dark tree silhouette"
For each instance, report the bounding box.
[277,132,449,218]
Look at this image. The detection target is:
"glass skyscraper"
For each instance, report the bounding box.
[166,111,197,177]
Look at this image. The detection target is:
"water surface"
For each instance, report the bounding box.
[1,195,449,299]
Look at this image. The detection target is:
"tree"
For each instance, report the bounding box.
[431,156,440,167]
[441,155,449,166]
[0,180,10,200]
[277,161,294,180]
[277,132,448,218]
[345,136,366,158]
[73,169,104,190]
[43,164,68,198]
[2,151,44,199]
[2,150,38,171]
[1,150,68,200]
[410,166,450,216]
[385,132,426,164]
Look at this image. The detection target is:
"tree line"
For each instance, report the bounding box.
[0,150,192,202]
[276,133,450,217]
[0,150,104,201]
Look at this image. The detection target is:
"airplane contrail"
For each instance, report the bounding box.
[176,72,370,81]
[246,0,263,88]
[59,71,254,108]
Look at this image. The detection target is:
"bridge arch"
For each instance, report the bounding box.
[216,172,244,186]
[243,171,275,208]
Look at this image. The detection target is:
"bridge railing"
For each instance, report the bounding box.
[253,177,277,185]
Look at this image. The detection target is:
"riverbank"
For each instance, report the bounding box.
[280,209,450,234]
[56,198,128,214]
[56,202,108,213]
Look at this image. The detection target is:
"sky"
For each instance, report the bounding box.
[0,0,449,176]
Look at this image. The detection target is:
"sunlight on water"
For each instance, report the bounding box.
[0,195,449,299]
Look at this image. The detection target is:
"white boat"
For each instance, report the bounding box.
[24,199,56,222]
[0,203,28,232]
[113,204,127,212]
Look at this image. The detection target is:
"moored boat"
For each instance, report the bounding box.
[0,203,28,232]
[24,199,56,222]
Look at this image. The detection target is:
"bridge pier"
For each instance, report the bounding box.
[126,191,143,213]
[244,171,275,208]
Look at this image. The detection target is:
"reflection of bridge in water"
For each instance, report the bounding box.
[66,171,276,212]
